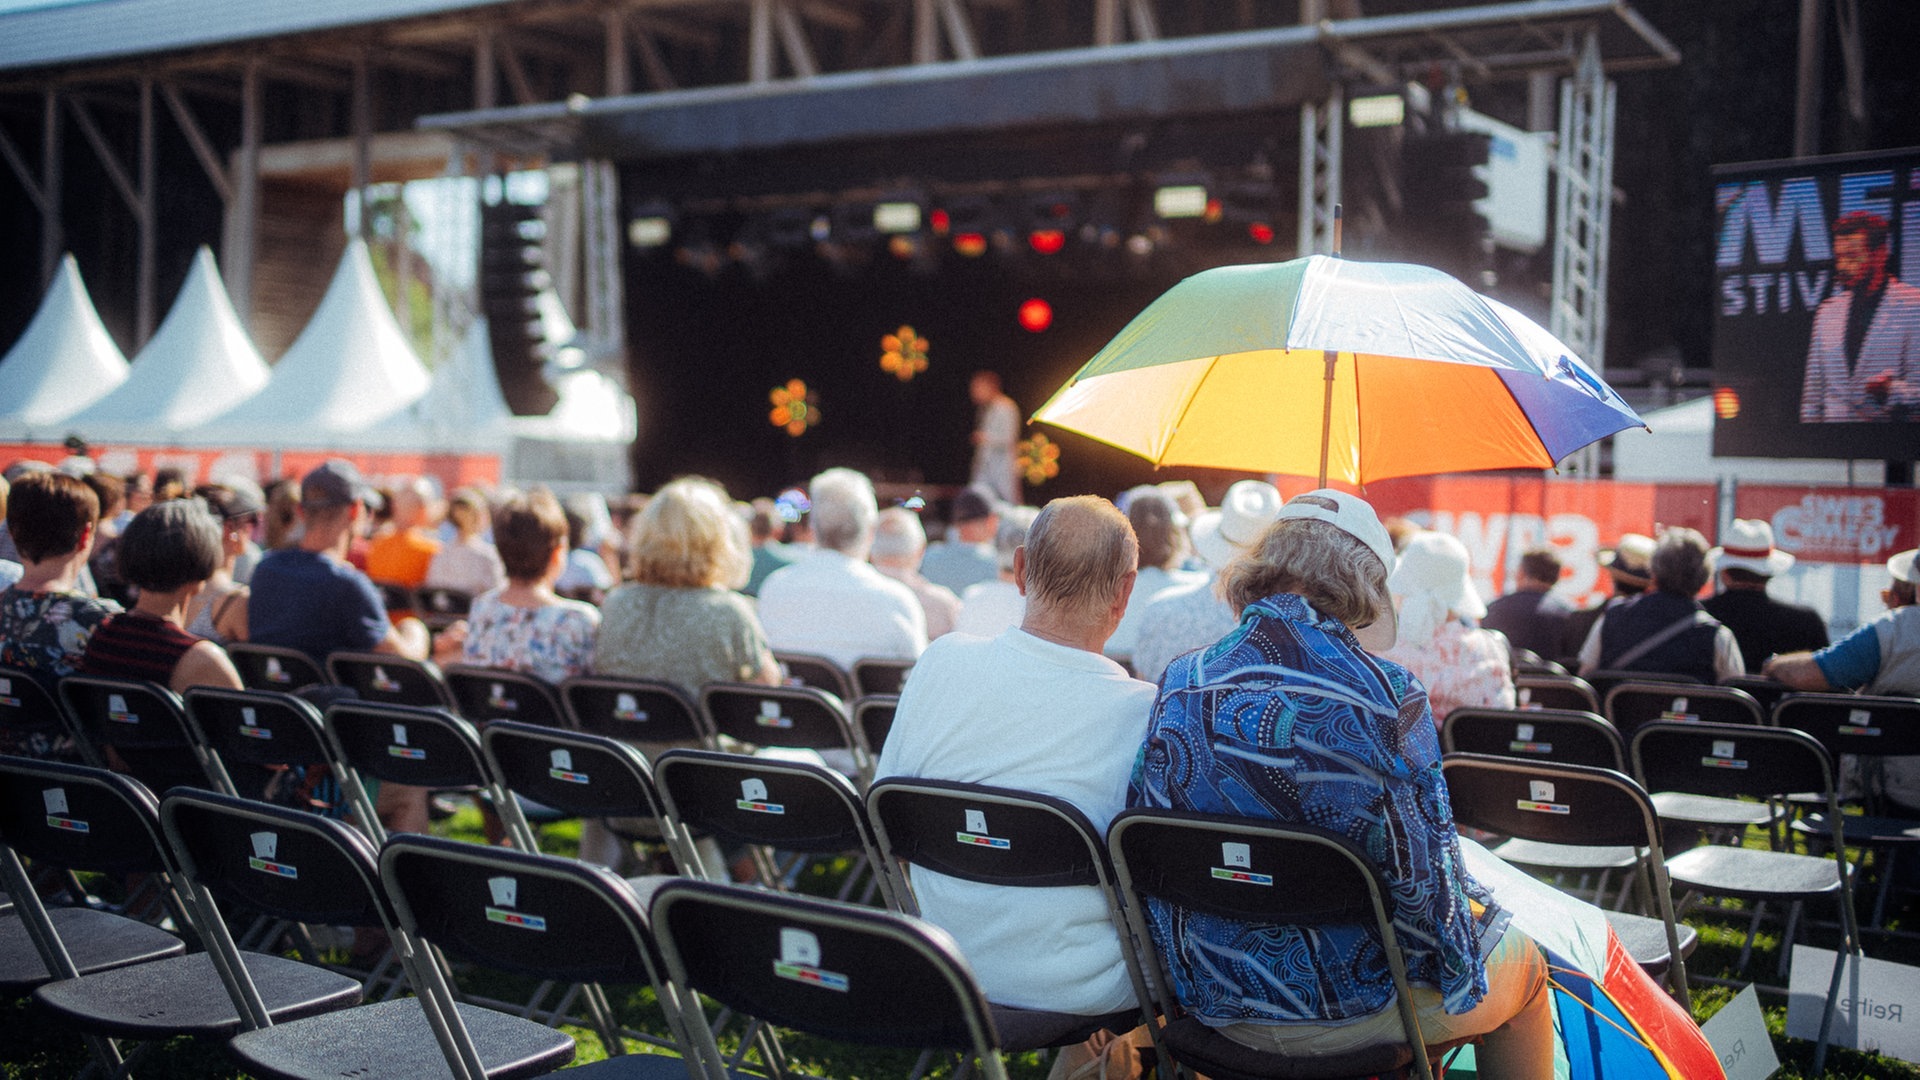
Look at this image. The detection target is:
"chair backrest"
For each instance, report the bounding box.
[1510,648,1568,677]
[650,878,1008,1078]
[0,665,80,756]
[701,682,870,778]
[443,664,567,729]
[160,788,389,930]
[374,581,418,616]
[183,686,334,772]
[1584,668,1700,706]
[0,757,170,876]
[1440,754,1663,851]
[325,651,456,709]
[866,778,1108,891]
[1719,675,1793,717]
[1605,681,1763,737]
[57,674,228,795]
[851,658,915,698]
[225,643,329,693]
[414,587,473,631]
[653,749,873,856]
[1441,707,1624,770]
[1630,720,1836,803]
[1771,693,1920,762]
[323,700,534,848]
[1513,673,1600,714]
[773,651,856,702]
[854,695,900,759]
[560,675,709,746]
[480,720,697,870]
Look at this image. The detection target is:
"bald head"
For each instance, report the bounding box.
[1020,496,1138,625]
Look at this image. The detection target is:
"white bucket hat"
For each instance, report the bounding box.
[1389,531,1486,645]
[1709,518,1795,577]
[1190,480,1284,570]
[1890,548,1918,586]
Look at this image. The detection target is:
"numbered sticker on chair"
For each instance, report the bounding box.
[736,777,784,815]
[238,705,272,740]
[1840,708,1881,737]
[485,875,546,931]
[371,666,401,693]
[488,683,517,711]
[1509,722,1552,754]
[1704,739,1747,769]
[42,787,88,833]
[0,677,18,708]
[248,830,298,879]
[1517,688,1539,710]
[1517,779,1570,814]
[388,723,427,760]
[1660,697,1698,722]
[549,748,588,784]
[1211,841,1272,885]
[773,927,848,992]
[264,657,289,683]
[955,807,1010,850]
[613,693,647,722]
[755,700,794,729]
[106,693,138,724]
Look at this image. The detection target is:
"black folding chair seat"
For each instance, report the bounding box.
[225,643,329,693]
[229,994,582,1080]
[325,651,456,710]
[772,650,856,701]
[1664,844,1842,900]
[561,675,710,748]
[989,1003,1138,1051]
[33,951,360,1039]
[444,664,567,729]
[1602,909,1698,978]
[0,906,183,997]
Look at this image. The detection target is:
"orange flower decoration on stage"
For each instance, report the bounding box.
[769,379,819,437]
[1017,432,1061,485]
[880,325,929,382]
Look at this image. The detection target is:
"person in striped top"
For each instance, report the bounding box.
[78,499,242,695]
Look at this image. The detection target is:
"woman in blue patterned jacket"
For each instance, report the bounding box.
[1130,489,1553,1077]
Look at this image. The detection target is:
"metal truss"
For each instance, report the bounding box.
[1551,31,1616,476]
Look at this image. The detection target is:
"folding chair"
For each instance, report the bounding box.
[415,586,474,631]
[480,720,703,875]
[1440,755,1694,1003]
[226,643,329,693]
[1583,668,1700,706]
[183,687,360,825]
[1720,674,1793,717]
[851,657,915,698]
[327,650,457,710]
[0,759,360,1076]
[445,664,568,730]
[0,665,85,762]
[1629,721,1859,1073]
[380,834,705,1078]
[772,650,856,702]
[653,748,897,906]
[651,878,1013,1080]
[375,581,419,619]
[58,674,232,796]
[1106,809,1451,1080]
[865,779,1167,1068]
[561,674,710,748]
[1772,693,1920,928]
[853,695,900,760]
[1441,707,1624,770]
[1604,681,1764,739]
[1509,648,1568,677]
[0,760,184,1000]
[157,787,580,1080]
[700,682,873,786]
[1513,673,1599,714]
[320,701,534,847]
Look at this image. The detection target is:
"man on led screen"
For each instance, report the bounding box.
[1799,210,1920,423]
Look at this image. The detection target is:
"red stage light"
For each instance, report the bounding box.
[1247,222,1276,244]
[1713,386,1741,420]
[1019,298,1053,333]
[1029,229,1066,254]
[930,208,952,235]
[954,232,988,257]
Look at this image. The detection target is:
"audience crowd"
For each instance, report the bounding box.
[7,446,1917,1079]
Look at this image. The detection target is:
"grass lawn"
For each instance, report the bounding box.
[6,807,1920,1077]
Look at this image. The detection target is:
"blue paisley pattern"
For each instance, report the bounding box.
[1130,593,1504,1024]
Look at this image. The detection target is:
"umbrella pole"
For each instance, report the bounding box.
[1317,349,1337,487]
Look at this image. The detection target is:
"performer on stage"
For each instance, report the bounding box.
[969,370,1021,504]
[1800,210,1920,423]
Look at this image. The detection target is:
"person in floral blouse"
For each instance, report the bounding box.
[460,488,600,686]
[1380,530,1515,727]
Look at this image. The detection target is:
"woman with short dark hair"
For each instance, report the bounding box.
[0,471,120,695]
[459,488,600,686]
[78,499,243,695]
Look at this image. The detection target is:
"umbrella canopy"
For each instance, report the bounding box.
[1033,255,1643,486]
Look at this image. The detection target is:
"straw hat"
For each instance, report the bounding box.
[1598,533,1656,587]
[1709,518,1795,577]
[1189,481,1283,570]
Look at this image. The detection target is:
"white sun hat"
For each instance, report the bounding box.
[1189,480,1284,571]
[1709,518,1796,577]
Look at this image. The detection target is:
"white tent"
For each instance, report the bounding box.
[193,239,434,449]
[63,247,270,443]
[404,314,512,452]
[1611,395,1878,484]
[0,254,129,439]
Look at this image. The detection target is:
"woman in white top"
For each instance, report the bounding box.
[425,487,507,599]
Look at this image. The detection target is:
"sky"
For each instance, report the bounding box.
[0,0,106,13]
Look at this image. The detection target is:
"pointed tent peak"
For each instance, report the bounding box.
[405,315,511,453]
[0,253,129,435]
[192,238,431,446]
[64,244,270,438]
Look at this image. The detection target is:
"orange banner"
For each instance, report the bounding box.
[0,443,501,494]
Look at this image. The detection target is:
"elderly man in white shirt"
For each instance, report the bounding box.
[877,495,1152,1072]
[757,468,927,670]
[870,506,962,640]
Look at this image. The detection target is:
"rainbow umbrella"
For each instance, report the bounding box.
[1033,255,1644,486]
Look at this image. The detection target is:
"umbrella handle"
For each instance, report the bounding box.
[1318,349,1337,487]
